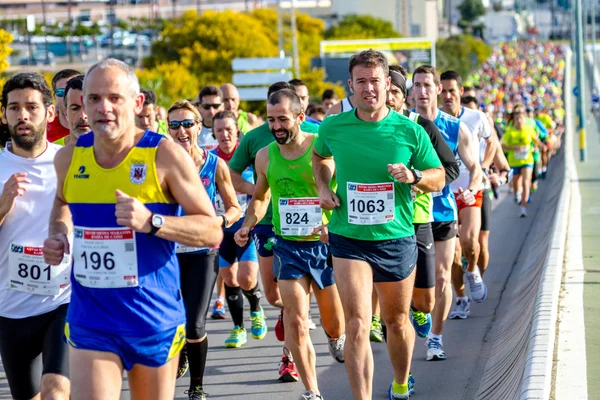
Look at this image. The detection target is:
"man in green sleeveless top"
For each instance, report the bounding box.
[234,89,345,400]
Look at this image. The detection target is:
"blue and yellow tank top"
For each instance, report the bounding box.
[63,130,184,336]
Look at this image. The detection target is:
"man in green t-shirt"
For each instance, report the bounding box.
[136,88,168,137]
[313,50,445,400]
[234,89,345,400]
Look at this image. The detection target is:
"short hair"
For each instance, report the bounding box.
[167,100,202,124]
[267,89,303,116]
[52,68,81,91]
[84,58,140,96]
[389,64,408,79]
[463,86,474,93]
[413,65,440,86]
[213,110,238,124]
[461,96,478,106]
[288,78,307,88]
[307,103,326,117]
[321,88,338,101]
[440,70,463,87]
[198,85,223,102]
[268,81,293,98]
[141,88,157,106]
[64,75,84,106]
[348,49,389,78]
[2,73,53,109]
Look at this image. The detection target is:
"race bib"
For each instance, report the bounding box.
[215,193,248,216]
[8,243,71,296]
[347,182,395,225]
[514,149,529,160]
[278,197,322,236]
[73,227,138,288]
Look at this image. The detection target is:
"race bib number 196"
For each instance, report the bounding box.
[347,182,395,225]
[73,227,138,288]
[8,244,71,296]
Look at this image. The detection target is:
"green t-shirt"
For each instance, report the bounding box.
[237,110,251,134]
[314,109,441,241]
[413,193,433,224]
[229,121,318,226]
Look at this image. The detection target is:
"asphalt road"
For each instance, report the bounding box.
[0,168,559,400]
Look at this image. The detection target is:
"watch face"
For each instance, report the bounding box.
[152,214,164,228]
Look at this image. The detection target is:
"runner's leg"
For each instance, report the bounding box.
[128,356,178,400]
[69,349,123,400]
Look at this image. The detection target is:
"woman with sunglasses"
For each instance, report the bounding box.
[502,105,543,218]
[167,100,242,400]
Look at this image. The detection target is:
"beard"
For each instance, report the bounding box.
[8,120,46,151]
[271,125,299,145]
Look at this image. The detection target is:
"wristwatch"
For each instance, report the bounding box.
[221,215,229,229]
[410,169,423,185]
[148,214,165,236]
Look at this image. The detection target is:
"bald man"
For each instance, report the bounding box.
[220,83,263,133]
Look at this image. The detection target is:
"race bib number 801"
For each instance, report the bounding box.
[347,182,395,225]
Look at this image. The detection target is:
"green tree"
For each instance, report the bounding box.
[458,0,487,32]
[436,34,491,79]
[324,14,401,40]
[137,62,200,108]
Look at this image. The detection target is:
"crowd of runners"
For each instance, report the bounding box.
[0,40,565,400]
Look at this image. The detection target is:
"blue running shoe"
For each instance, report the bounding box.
[224,325,247,348]
[408,373,415,395]
[250,307,268,339]
[410,308,432,338]
[388,384,410,400]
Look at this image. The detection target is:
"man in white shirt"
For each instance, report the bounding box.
[0,73,71,399]
[194,85,224,150]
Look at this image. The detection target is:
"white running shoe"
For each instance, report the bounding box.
[328,333,345,363]
[308,310,317,330]
[520,207,527,218]
[467,269,487,303]
[425,336,446,361]
[299,390,323,400]
[449,299,471,319]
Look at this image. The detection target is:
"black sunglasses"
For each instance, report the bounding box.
[168,119,197,130]
[200,103,222,110]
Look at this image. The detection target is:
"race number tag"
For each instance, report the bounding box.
[514,149,529,160]
[8,243,71,296]
[215,193,248,216]
[73,227,138,288]
[347,182,395,225]
[278,198,322,236]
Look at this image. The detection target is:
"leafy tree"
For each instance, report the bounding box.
[0,29,13,90]
[436,34,491,79]
[458,0,487,32]
[137,62,200,108]
[324,14,401,40]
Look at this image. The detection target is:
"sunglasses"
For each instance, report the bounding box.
[54,88,65,98]
[200,103,222,110]
[168,119,197,130]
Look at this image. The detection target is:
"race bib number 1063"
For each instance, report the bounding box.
[347,182,395,225]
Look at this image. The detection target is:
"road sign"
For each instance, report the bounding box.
[232,57,292,72]
[26,15,35,33]
[232,57,293,101]
[238,87,269,101]
[233,72,292,87]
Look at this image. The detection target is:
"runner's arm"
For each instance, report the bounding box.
[312,149,336,193]
[159,140,223,248]
[230,170,255,196]
[324,101,342,117]
[215,157,242,228]
[229,130,257,195]
[457,123,483,192]
[417,116,459,185]
[241,148,271,230]
[48,145,74,237]
[481,118,497,170]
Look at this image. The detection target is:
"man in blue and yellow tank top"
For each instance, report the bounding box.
[42,58,223,400]
[234,90,346,400]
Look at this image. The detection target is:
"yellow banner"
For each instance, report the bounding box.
[323,40,433,54]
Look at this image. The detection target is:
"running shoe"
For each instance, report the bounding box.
[520,207,528,218]
[467,269,487,303]
[514,192,522,204]
[299,390,323,400]
[250,307,268,340]
[532,181,538,192]
[185,385,208,400]
[370,316,384,343]
[308,310,317,330]
[387,385,410,399]
[408,373,415,395]
[425,336,446,361]
[224,325,247,348]
[409,309,432,338]
[275,308,285,342]
[449,298,471,319]
[278,349,299,382]
[328,333,345,363]
[210,299,226,320]
[176,345,188,379]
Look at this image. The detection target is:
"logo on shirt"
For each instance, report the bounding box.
[130,163,147,185]
[74,165,90,179]
[10,244,23,254]
[201,177,211,188]
[348,184,357,191]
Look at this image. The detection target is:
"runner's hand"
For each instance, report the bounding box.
[488,172,500,186]
[235,227,250,247]
[115,190,153,233]
[412,186,424,195]
[388,163,415,184]
[318,188,340,210]
[457,187,476,206]
[312,225,329,244]
[0,173,31,216]
[43,233,70,265]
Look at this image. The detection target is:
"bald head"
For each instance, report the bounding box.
[221,83,240,113]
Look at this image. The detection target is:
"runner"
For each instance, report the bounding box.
[42,59,223,400]
[306,104,327,122]
[412,65,482,361]
[136,88,168,136]
[48,68,80,142]
[439,70,494,309]
[220,83,263,133]
[53,75,91,146]
[211,110,266,348]
[167,101,242,398]
[194,85,224,150]
[289,79,321,126]
[235,89,346,400]
[229,81,318,382]
[321,88,339,110]
[313,50,445,400]
[1,72,71,400]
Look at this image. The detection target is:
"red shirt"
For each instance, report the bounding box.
[47,117,70,142]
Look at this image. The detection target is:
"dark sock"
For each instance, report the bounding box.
[188,339,208,389]
[225,285,244,327]
[242,283,262,312]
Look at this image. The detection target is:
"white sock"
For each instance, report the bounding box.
[428,333,442,342]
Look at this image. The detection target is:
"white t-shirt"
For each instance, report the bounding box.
[197,125,218,150]
[0,142,71,318]
[450,107,492,193]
